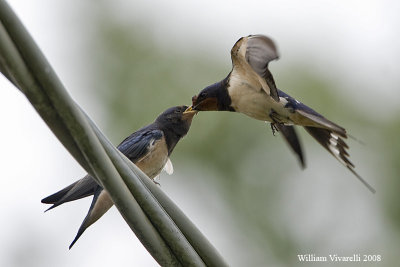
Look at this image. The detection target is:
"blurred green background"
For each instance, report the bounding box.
[87,3,399,266]
[1,1,399,266]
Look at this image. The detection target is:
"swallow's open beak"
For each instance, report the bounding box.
[189,96,218,111]
[183,105,197,115]
[182,106,197,122]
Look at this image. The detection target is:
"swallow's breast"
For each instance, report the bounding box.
[228,72,281,122]
[135,136,169,179]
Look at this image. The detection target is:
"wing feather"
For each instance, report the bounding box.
[275,124,305,168]
[246,35,280,101]
[230,35,280,101]
[118,127,163,163]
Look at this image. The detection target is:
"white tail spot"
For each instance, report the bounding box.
[329,138,338,147]
[330,133,339,140]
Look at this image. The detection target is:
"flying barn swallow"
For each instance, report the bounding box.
[42,106,197,248]
[190,35,375,193]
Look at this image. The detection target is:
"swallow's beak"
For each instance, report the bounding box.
[182,106,197,124]
[182,106,198,122]
[183,105,197,115]
[190,96,218,111]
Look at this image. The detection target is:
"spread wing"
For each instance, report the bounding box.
[231,35,280,101]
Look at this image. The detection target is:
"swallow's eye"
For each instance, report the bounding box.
[199,92,207,99]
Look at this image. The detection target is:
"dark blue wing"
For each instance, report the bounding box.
[278,90,322,117]
[275,124,305,168]
[117,127,163,163]
[278,90,346,137]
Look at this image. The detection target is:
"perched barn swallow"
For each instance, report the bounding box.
[42,106,197,248]
[190,35,375,193]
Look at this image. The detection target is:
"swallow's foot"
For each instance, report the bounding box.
[269,109,284,136]
[270,123,279,136]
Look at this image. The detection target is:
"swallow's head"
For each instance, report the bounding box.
[191,77,234,112]
[156,105,197,139]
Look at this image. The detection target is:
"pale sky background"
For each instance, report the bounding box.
[0,1,399,266]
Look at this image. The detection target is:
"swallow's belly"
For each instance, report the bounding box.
[228,83,292,123]
[135,138,169,179]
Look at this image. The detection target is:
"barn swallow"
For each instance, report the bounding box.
[42,105,197,248]
[190,34,375,193]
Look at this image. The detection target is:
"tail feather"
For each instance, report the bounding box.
[296,109,346,137]
[278,90,346,137]
[304,126,375,193]
[42,175,98,211]
[69,188,113,249]
[42,182,78,204]
[69,227,86,249]
[69,189,101,249]
[43,178,113,248]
